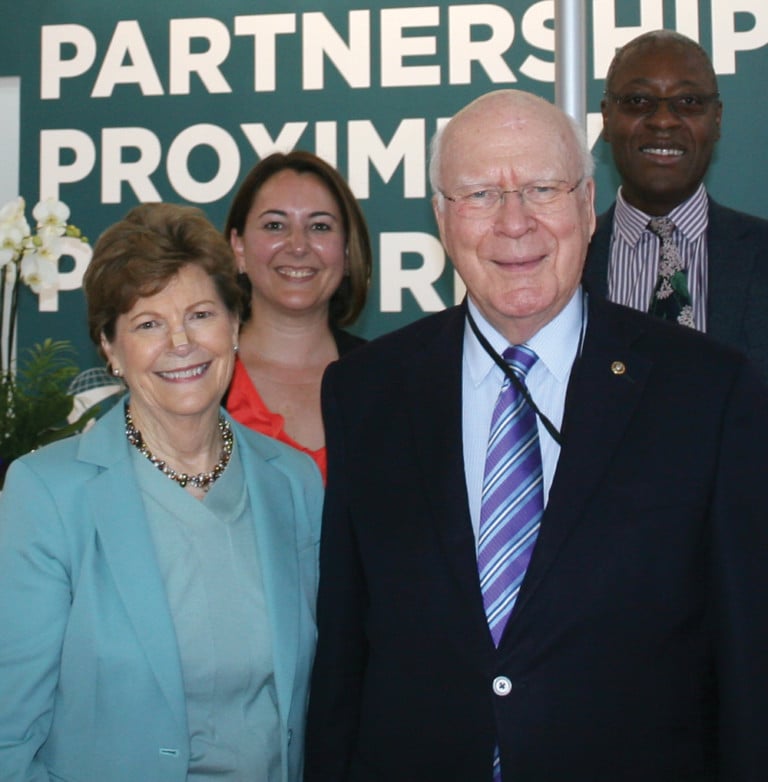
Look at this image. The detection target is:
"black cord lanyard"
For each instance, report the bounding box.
[465,302,572,447]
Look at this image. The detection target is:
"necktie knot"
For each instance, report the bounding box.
[647,215,675,241]
[502,345,538,379]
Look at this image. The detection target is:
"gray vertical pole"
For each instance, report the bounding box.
[555,0,587,130]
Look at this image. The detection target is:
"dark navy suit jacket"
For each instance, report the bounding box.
[306,295,768,782]
[583,197,768,381]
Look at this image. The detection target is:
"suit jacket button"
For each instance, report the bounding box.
[492,676,512,696]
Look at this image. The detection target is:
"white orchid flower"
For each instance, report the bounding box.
[0,220,27,246]
[2,197,87,355]
[20,241,61,293]
[0,199,30,248]
[0,221,27,270]
[32,197,70,238]
[0,196,26,224]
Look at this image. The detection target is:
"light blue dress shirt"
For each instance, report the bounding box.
[462,289,586,543]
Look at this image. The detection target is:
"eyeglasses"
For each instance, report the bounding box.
[605,91,720,118]
[441,179,583,219]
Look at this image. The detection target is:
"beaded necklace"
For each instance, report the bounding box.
[124,404,234,492]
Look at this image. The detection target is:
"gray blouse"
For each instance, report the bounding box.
[132,438,282,780]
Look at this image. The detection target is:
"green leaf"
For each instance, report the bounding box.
[0,339,92,464]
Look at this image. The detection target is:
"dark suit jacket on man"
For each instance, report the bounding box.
[583,197,768,381]
[305,294,768,782]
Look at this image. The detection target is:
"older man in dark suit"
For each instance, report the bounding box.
[583,29,768,381]
[305,88,768,781]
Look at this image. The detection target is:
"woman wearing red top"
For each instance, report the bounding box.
[225,151,372,482]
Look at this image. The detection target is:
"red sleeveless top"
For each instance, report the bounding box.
[226,357,326,482]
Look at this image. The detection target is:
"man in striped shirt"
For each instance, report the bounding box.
[584,29,768,381]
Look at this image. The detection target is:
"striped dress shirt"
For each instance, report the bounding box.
[607,184,709,331]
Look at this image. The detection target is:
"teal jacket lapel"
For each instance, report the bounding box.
[238,429,308,730]
[78,402,318,744]
[77,400,187,733]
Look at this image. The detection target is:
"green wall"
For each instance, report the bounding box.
[2,0,766,369]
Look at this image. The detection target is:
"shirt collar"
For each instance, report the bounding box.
[614,183,709,246]
[464,289,585,388]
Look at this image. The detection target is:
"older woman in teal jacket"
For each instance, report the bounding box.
[0,203,323,781]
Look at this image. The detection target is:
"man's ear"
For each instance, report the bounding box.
[584,178,597,237]
[714,102,723,143]
[432,194,448,248]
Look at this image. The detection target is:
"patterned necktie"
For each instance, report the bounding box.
[478,345,543,647]
[647,216,694,327]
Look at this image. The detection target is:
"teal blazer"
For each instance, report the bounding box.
[0,400,323,782]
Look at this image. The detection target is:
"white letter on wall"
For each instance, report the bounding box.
[41,24,96,99]
[38,237,93,312]
[448,4,516,85]
[348,119,426,199]
[592,0,664,79]
[240,122,308,157]
[674,0,700,41]
[101,127,162,203]
[712,0,767,74]
[303,11,371,89]
[170,18,232,94]
[167,124,240,203]
[234,14,296,92]
[381,6,440,87]
[39,129,96,199]
[519,0,555,82]
[315,121,338,167]
[92,20,164,97]
[380,232,448,312]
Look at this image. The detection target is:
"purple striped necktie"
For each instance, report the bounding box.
[478,345,543,647]
[479,345,543,782]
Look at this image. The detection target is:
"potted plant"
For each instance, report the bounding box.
[0,339,100,487]
[0,197,95,488]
